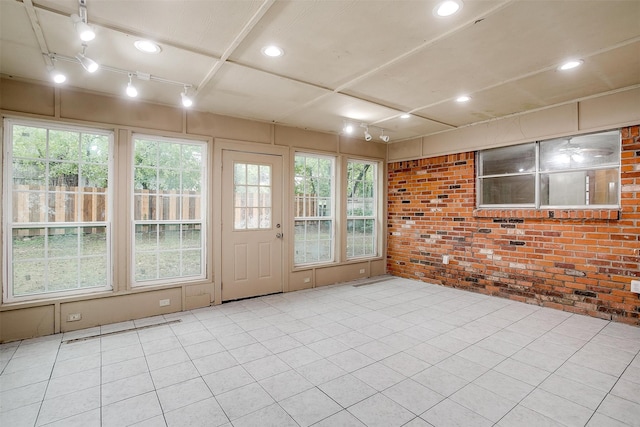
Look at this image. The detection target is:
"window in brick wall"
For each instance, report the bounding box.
[478,130,620,208]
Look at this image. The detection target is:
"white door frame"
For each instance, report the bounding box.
[213,139,290,305]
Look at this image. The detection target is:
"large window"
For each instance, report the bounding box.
[478,130,620,208]
[132,135,206,285]
[3,119,112,301]
[346,160,377,258]
[294,153,334,265]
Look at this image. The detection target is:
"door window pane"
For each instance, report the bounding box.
[233,162,271,230]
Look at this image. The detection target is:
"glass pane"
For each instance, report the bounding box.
[158,251,180,279]
[81,134,109,164]
[259,165,271,185]
[182,250,202,276]
[235,186,246,207]
[541,168,619,206]
[48,227,78,258]
[160,224,181,249]
[158,168,180,191]
[183,196,200,221]
[134,167,157,190]
[134,139,157,166]
[12,125,47,159]
[13,192,46,223]
[182,170,201,192]
[49,130,80,162]
[182,224,201,249]
[13,260,46,296]
[235,208,246,229]
[135,253,157,281]
[247,186,259,207]
[480,175,535,205]
[79,192,108,222]
[12,228,45,260]
[235,163,246,185]
[246,207,259,229]
[259,208,271,229]
[158,142,178,168]
[182,145,202,168]
[49,259,78,291]
[480,143,535,176]
[540,131,620,171]
[80,163,108,188]
[80,257,107,287]
[49,161,79,190]
[135,224,158,250]
[13,160,46,186]
[80,227,107,256]
[159,194,180,221]
[259,187,271,208]
[134,194,157,221]
[247,164,259,185]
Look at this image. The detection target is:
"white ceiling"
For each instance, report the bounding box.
[1,0,639,142]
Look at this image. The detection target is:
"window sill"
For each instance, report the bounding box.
[473,208,620,220]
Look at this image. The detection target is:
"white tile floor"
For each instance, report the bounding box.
[1,276,640,427]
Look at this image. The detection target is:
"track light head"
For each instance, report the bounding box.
[343,122,354,134]
[71,13,95,42]
[76,51,99,73]
[181,86,193,107]
[379,130,390,143]
[364,127,372,141]
[126,73,138,97]
[49,68,66,84]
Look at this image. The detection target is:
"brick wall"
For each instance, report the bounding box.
[387,125,640,325]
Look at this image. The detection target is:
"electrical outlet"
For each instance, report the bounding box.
[303,277,311,283]
[67,313,81,322]
[443,255,450,265]
[631,280,640,294]
[359,269,365,274]
[159,299,170,307]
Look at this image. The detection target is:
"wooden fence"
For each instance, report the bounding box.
[12,185,201,224]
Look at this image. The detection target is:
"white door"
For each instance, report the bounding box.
[221,150,283,301]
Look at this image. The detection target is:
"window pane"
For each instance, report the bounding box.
[480,143,535,175]
[7,120,112,300]
[347,160,377,259]
[480,175,535,205]
[294,154,335,265]
[540,131,620,171]
[541,168,618,206]
[133,136,206,285]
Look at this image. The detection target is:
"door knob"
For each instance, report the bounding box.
[276,233,283,238]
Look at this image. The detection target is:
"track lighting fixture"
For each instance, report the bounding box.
[126,73,138,97]
[181,86,193,107]
[343,122,354,134]
[49,68,66,84]
[76,47,99,73]
[364,127,372,141]
[379,130,390,143]
[71,1,95,42]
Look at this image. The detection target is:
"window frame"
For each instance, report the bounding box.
[346,159,379,260]
[477,130,621,209]
[130,133,207,287]
[2,118,114,302]
[293,152,336,267]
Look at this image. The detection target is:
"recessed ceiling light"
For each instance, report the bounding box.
[134,40,162,54]
[434,0,463,17]
[400,113,411,119]
[456,95,471,103]
[262,45,284,57]
[558,59,583,71]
